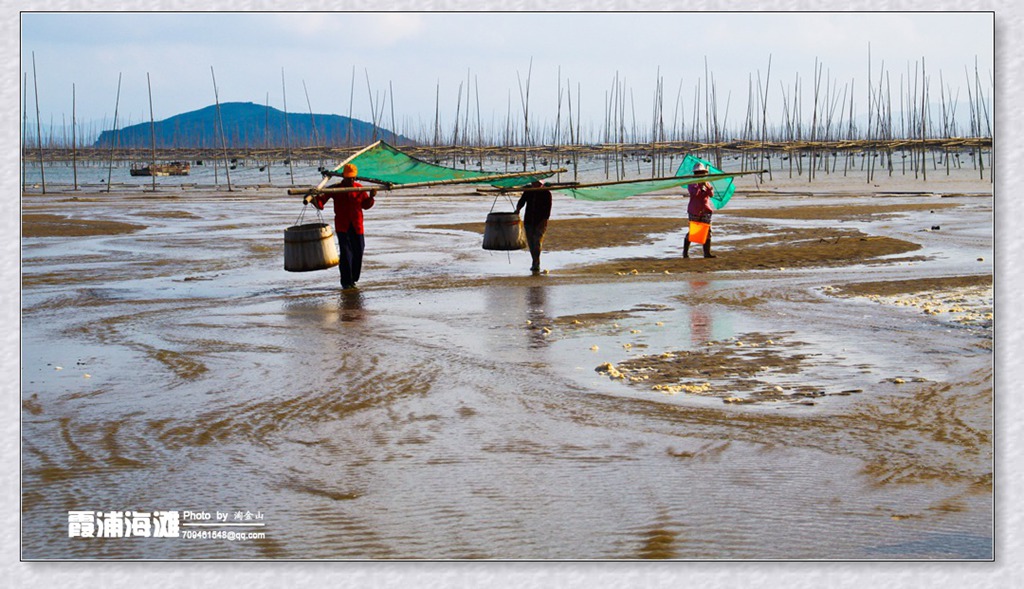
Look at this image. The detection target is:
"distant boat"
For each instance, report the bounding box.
[129,161,191,176]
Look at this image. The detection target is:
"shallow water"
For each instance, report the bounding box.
[21,166,992,560]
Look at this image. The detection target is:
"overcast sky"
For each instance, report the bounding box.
[19,10,994,142]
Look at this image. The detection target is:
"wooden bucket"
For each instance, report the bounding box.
[482,212,527,251]
[284,223,340,272]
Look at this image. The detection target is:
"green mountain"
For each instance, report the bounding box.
[93,101,409,148]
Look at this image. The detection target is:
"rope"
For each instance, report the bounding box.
[294,202,326,227]
[489,192,519,213]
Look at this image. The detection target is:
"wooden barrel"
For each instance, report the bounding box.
[284,223,340,272]
[482,212,527,251]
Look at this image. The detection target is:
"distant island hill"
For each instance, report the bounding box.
[93,101,410,149]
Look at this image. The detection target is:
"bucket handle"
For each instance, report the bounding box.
[294,201,327,227]
[488,192,518,214]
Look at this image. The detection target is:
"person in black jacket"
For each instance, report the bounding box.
[515,180,553,274]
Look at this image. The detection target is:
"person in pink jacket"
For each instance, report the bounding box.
[683,163,716,258]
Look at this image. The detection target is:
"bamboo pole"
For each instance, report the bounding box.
[760,55,773,181]
[106,72,122,192]
[302,79,322,169]
[264,93,272,183]
[390,80,398,146]
[370,68,382,143]
[476,169,766,194]
[516,58,533,171]
[210,66,232,191]
[32,53,46,193]
[147,72,157,192]
[288,166,568,195]
[72,82,78,190]
[433,80,441,149]
[921,57,928,182]
[22,72,28,191]
[282,68,294,183]
[347,66,355,146]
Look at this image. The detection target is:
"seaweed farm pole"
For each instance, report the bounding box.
[602,88,609,179]
[22,72,28,192]
[503,90,511,173]
[760,56,773,181]
[920,58,928,182]
[464,68,471,165]
[974,57,988,180]
[302,80,323,169]
[809,59,821,183]
[31,53,46,194]
[210,66,232,191]
[651,69,661,178]
[866,46,875,184]
[365,69,379,143]
[433,81,441,149]
[474,75,483,154]
[516,58,533,172]
[844,80,855,177]
[347,66,355,146]
[499,90,507,172]
[452,80,463,163]
[72,82,78,190]
[833,80,848,175]
[264,93,272,183]
[978,63,987,181]
[940,71,951,176]
[390,80,398,146]
[282,68,294,184]
[106,72,122,193]
[575,82,581,182]
[566,78,577,183]
[671,76,683,146]
[616,77,625,178]
[147,73,157,192]
[554,66,563,179]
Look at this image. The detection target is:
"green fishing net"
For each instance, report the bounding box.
[676,154,736,209]
[332,141,554,188]
[562,155,738,208]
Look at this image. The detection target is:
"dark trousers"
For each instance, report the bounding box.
[525,220,548,270]
[337,230,365,285]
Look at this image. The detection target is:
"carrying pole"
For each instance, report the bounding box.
[475,169,768,193]
[287,167,568,196]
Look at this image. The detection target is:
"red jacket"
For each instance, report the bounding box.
[687,182,714,217]
[314,181,375,234]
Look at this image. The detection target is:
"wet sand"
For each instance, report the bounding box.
[21,169,993,560]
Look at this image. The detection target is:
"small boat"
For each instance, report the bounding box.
[129,161,191,176]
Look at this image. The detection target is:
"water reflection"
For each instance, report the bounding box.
[338,288,365,322]
[526,285,548,349]
[689,280,713,346]
[281,287,366,328]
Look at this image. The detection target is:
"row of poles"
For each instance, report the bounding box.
[23,51,993,194]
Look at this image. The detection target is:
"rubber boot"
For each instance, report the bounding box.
[703,232,716,258]
[683,233,691,258]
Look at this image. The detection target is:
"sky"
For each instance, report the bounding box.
[19,9,995,144]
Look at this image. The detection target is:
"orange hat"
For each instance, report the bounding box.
[341,163,358,178]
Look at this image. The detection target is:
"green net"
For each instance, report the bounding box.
[676,155,736,209]
[563,178,693,201]
[333,141,555,188]
[562,155,739,208]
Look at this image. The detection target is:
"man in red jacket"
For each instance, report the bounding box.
[307,163,377,289]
